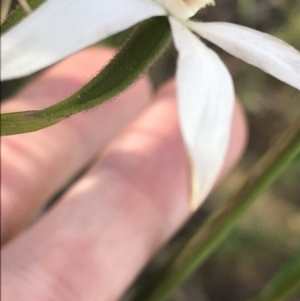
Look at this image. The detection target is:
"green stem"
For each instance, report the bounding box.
[1,17,171,135]
[249,249,300,301]
[128,117,300,301]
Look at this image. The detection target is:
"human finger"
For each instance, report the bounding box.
[1,80,247,301]
[1,47,152,244]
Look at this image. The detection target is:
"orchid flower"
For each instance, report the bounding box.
[1,0,300,208]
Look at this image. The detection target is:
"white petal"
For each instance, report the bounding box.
[169,17,235,208]
[1,0,166,80]
[187,21,300,90]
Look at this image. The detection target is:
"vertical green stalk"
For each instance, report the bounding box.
[128,117,300,301]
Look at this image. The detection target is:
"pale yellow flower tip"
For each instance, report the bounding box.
[155,0,215,20]
[185,0,215,14]
[188,158,205,212]
[189,171,202,211]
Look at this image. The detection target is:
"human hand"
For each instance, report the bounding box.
[1,47,247,301]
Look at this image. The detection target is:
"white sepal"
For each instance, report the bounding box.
[1,0,166,80]
[169,17,235,209]
[187,21,300,90]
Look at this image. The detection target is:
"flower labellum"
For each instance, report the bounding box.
[1,0,300,209]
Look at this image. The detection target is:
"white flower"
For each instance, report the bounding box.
[1,0,300,208]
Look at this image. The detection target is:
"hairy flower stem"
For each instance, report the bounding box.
[1,17,171,135]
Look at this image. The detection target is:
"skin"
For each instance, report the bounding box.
[1,47,247,301]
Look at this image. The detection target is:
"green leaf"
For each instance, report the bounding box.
[249,249,300,301]
[123,116,300,301]
[1,17,171,136]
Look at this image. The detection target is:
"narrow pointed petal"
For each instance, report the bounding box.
[169,17,235,208]
[187,21,300,90]
[1,0,166,80]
